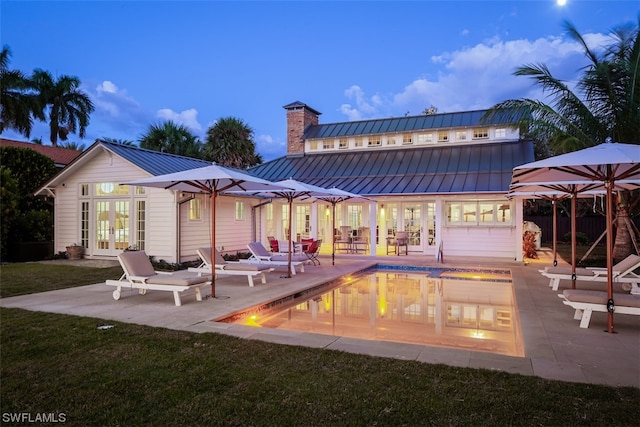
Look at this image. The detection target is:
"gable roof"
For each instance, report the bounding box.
[249,140,534,196]
[303,109,519,140]
[0,138,82,167]
[98,140,210,175]
[35,140,210,196]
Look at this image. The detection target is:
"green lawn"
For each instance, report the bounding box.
[1,263,639,426]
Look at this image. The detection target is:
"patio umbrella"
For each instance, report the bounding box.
[228,179,338,278]
[312,187,370,265]
[508,140,640,333]
[123,163,293,298]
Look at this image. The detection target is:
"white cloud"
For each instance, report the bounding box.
[255,134,286,161]
[156,108,203,133]
[340,32,602,119]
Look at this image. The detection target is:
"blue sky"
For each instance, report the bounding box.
[1,1,638,160]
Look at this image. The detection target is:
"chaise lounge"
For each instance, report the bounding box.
[105,250,211,306]
[539,254,640,292]
[244,242,311,274]
[558,289,640,328]
[189,247,274,287]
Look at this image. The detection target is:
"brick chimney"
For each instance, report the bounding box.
[283,101,321,155]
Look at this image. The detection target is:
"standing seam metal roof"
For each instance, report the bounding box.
[249,140,534,196]
[303,109,520,140]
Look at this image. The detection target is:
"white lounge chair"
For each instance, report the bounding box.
[539,254,640,292]
[105,250,211,306]
[189,248,274,287]
[558,289,640,328]
[244,242,311,275]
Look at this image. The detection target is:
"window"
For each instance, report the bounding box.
[437,131,449,142]
[455,130,467,141]
[368,136,381,146]
[446,201,512,226]
[235,201,245,220]
[417,133,433,144]
[402,134,412,145]
[80,201,89,248]
[136,200,146,250]
[80,184,89,197]
[95,183,129,196]
[309,140,318,150]
[323,140,334,149]
[339,138,348,149]
[387,136,397,145]
[347,205,363,229]
[355,138,364,147]
[189,199,201,220]
[473,128,489,139]
[495,128,507,138]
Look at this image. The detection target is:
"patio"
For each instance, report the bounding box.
[1,250,638,387]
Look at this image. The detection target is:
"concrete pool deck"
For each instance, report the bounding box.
[1,249,638,388]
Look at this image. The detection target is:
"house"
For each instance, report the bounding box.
[247,102,534,261]
[36,102,534,263]
[0,138,82,168]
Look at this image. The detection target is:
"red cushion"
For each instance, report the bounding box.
[269,239,279,252]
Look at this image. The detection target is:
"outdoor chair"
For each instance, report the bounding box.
[105,250,211,306]
[335,226,352,253]
[386,231,408,255]
[304,239,322,265]
[558,289,640,328]
[352,227,369,253]
[189,248,274,287]
[540,254,640,291]
[244,242,311,275]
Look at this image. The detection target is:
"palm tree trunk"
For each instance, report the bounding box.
[612,192,634,263]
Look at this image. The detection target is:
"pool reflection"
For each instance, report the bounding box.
[238,271,524,357]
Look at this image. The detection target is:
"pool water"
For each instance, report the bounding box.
[225,267,524,357]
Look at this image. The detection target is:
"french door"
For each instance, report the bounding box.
[94,200,130,256]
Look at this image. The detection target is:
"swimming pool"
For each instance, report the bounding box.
[219,265,524,357]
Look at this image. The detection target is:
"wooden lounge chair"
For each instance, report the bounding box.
[189,248,274,287]
[105,250,211,306]
[558,289,640,328]
[540,254,640,291]
[244,242,310,275]
[386,231,408,256]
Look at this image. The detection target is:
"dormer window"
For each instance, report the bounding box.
[368,136,381,147]
[438,131,449,142]
[473,128,489,139]
[402,134,412,145]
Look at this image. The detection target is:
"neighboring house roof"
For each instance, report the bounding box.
[249,140,534,196]
[303,109,519,140]
[0,138,82,167]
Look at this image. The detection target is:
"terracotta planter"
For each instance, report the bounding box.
[66,245,84,260]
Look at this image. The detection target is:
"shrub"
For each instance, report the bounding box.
[523,231,538,259]
[562,231,590,245]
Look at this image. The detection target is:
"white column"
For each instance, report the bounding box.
[369,201,377,256]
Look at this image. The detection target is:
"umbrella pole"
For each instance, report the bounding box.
[605,180,615,333]
[211,192,216,298]
[553,197,558,266]
[287,198,293,278]
[332,203,336,265]
[571,192,577,289]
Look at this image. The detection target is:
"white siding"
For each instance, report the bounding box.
[52,148,177,261]
[440,226,518,259]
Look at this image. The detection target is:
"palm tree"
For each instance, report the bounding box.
[139,120,203,158]
[100,137,135,146]
[31,69,94,146]
[204,117,263,168]
[0,46,37,137]
[483,18,640,261]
